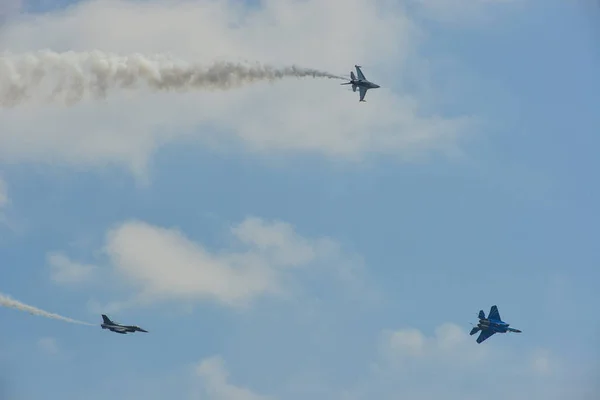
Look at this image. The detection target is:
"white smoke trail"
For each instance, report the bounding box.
[0,292,94,326]
[0,50,346,107]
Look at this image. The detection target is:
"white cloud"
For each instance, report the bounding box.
[230,217,321,267]
[530,348,555,376]
[0,0,473,178]
[387,327,427,357]
[37,337,59,355]
[47,251,96,285]
[0,0,21,19]
[373,323,562,400]
[196,356,271,400]
[408,0,518,24]
[99,216,356,308]
[0,177,6,208]
[381,323,490,367]
[144,326,566,400]
[0,176,9,230]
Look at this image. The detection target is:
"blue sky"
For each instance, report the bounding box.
[0,1,598,399]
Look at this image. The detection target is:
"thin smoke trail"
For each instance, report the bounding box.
[0,50,346,107]
[0,292,94,326]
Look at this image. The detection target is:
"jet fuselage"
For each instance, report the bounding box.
[100,314,148,334]
[477,318,510,333]
[101,323,147,333]
[349,79,380,89]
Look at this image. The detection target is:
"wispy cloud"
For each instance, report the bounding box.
[175,329,564,400]
[380,323,491,366]
[77,216,363,310]
[0,0,21,19]
[408,0,519,24]
[530,348,555,376]
[0,0,471,179]
[0,177,7,209]
[36,337,59,355]
[371,323,562,400]
[196,356,272,400]
[0,176,12,231]
[47,252,97,285]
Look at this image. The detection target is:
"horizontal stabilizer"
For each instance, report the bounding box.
[469,327,480,336]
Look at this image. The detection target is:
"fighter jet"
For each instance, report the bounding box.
[100,314,148,334]
[340,65,380,102]
[470,305,521,343]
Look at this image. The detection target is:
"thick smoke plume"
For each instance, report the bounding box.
[0,50,345,107]
[0,292,94,326]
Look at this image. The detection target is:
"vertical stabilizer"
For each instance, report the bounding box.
[478,310,485,319]
[350,71,356,81]
[101,314,113,324]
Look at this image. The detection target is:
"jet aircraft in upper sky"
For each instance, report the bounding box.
[470,305,521,343]
[340,65,380,102]
[100,314,148,334]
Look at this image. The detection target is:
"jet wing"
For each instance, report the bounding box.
[476,329,495,344]
[359,86,367,102]
[355,65,366,81]
[488,305,501,321]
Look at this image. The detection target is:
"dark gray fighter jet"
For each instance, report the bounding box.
[101,314,148,334]
[340,65,380,102]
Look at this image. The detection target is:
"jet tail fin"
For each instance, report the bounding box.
[101,314,112,324]
[350,71,356,80]
[478,310,485,319]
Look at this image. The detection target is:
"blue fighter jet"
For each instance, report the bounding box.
[470,305,522,343]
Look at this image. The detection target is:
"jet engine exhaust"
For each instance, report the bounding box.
[0,292,94,326]
[0,50,347,107]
